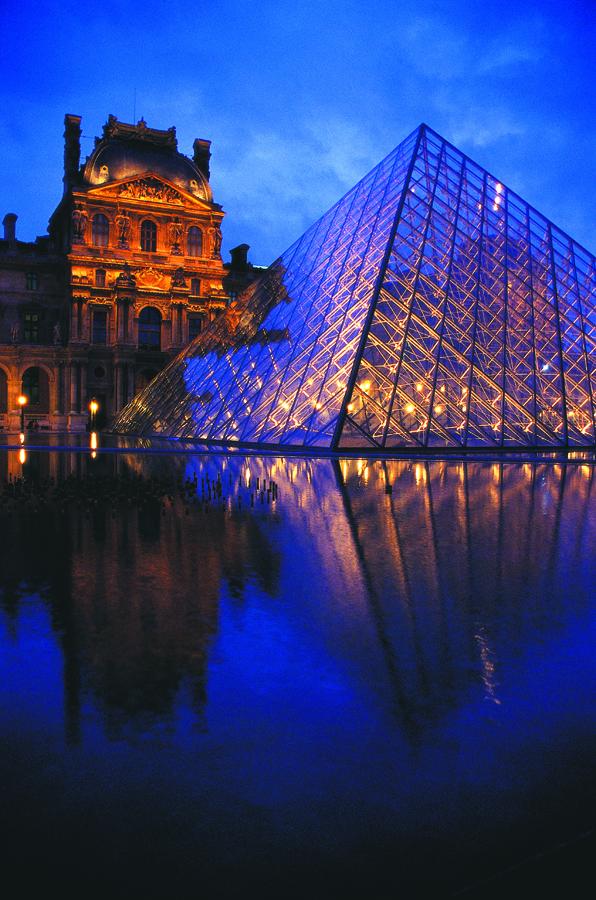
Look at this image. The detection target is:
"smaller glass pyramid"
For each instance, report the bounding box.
[114,124,596,450]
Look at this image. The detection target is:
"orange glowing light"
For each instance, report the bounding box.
[359,380,371,392]
[405,403,415,414]
[89,399,99,415]
[347,402,354,412]
[19,432,25,444]
[434,404,443,415]
[90,431,98,450]
[416,382,423,392]
[19,447,26,465]
[17,394,28,407]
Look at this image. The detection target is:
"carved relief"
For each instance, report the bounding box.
[171,267,186,288]
[71,204,87,243]
[118,177,183,204]
[115,213,131,248]
[168,217,183,255]
[137,267,165,288]
[212,228,222,258]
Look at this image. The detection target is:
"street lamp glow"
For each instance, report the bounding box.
[17,394,28,407]
[89,400,99,415]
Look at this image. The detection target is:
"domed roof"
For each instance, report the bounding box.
[83,117,212,202]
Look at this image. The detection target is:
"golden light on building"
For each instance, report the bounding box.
[434,404,443,415]
[405,403,415,414]
[359,380,371,392]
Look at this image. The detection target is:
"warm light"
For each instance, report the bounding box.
[315,401,322,410]
[17,394,28,408]
[245,467,251,487]
[440,384,445,393]
[359,380,371,392]
[495,183,503,194]
[434,404,443,415]
[89,400,99,415]
[90,431,98,450]
[19,447,26,465]
[19,432,25,445]
[405,403,415,414]
[416,382,423,392]
[347,402,354,412]
[91,451,97,460]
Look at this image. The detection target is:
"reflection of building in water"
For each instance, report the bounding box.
[335,458,594,730]
[0,451,593,743]
[0,451,280,741]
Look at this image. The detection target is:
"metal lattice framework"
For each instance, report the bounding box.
[114,124,596,450]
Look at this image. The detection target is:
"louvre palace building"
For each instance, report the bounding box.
[0,114,259,433]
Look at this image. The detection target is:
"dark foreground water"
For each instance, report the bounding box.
[0,447,594,898]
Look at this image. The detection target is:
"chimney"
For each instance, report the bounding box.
[193,138,211,180]
[63,114,82,195]
[230,243,250,271]
[3,213,17,242]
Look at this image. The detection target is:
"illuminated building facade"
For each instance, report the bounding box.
[0,114,259,433]
[116,124,595,450]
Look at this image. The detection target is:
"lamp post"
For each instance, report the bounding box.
[89,398,99,431]
[17,393,28,437]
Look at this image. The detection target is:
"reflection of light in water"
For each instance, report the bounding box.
[19,447,27,465]
[474,625,501,705]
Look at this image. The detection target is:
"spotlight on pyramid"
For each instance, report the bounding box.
[114,124,595,450]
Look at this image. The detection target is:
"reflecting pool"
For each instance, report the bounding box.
[0,449,594,897]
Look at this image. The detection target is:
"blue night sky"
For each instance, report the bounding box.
[0,0,594,265]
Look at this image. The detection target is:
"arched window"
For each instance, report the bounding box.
[0,368,7,414]
[92,214,109,247]
[138,307,162,350]
[187,226,203,257]
[22,367,50,412]
[140,220,157,252]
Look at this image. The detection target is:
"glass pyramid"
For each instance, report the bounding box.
[114,124,596,450]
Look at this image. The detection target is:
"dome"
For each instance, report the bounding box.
[83,120,212,202]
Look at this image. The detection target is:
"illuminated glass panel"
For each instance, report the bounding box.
[114,125,595,450]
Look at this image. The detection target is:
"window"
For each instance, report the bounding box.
[95,269,106,287]
[188,315,204,342]
[138,307,161,350]
[190,277,201,296]
[92,214,109,247]
[21,367,49,412]
[187,226,203,257]
[140,220,157,252]
[26,272,38,291]
[92,310,108,345]
[23,311,40,343]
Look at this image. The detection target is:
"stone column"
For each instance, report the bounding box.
[79,363,87,413]
[71,302,79,342]
[115,364,123,412]
[69,363,78,413]
[127,366,135,404]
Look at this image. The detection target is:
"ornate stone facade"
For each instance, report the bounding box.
[0,114,259,433]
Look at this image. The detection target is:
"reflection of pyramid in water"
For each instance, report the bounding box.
[115,124,596,449]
